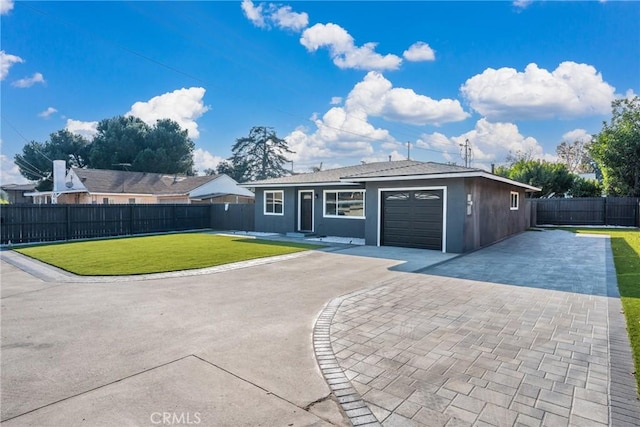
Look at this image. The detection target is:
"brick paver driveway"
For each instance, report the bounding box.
[318,230,640,426]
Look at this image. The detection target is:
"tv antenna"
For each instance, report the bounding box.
[460,139,472,168]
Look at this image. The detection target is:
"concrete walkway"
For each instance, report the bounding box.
[317,230,640,426]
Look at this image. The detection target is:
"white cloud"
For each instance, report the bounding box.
[193,148,225,174]
[0,0,14,15]
[346,71,469,125]
[513,0,532,10]
[241,0,266,28]
[461,62,616,120]
[12,72,45,88]
[361,150,406,164]
[126,87,209,139]
[270,5,308,31]
[561,128,592,143]
[1,155,30,185]
[284,72,469,166]
[403,42,436,62]
[38,107,58,119]
[330,96,342,105]
[242,1,308,31]
[66,119,99,139]
[621,88,637,101]
[0,51,24,80]
[300,23,402,71]
[418,118,555,170]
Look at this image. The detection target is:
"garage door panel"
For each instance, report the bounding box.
[382,189,443,251]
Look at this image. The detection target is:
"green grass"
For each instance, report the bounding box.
[15,233,321,276]
[567,228,640,392]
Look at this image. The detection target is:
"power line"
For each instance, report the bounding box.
[1,116,54,163]
[17,2,459,163]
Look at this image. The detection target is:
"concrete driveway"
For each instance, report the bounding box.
[1,245,427,426]
[2,230,639,427]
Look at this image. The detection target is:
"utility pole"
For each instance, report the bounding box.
[460,138,472,168]
[407,141,411,160]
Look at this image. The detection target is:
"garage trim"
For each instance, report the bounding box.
[377,186,447,253]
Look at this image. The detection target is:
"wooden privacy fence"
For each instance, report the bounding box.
[533,197,640,227]
[0,204,255,245]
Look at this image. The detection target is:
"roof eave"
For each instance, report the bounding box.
[242,181,360,188]
[340,171,541,192]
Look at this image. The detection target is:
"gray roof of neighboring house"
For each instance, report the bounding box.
[1,183,37,191]
[71,168,219,195]
[245,160,540,191]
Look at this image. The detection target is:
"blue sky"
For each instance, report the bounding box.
[1,0,639,184]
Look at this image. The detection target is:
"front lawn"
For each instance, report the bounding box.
[15,233,321,276]
[570,228,640,392]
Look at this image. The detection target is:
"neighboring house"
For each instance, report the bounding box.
[0,183,36,204]
[244,160,540,253]
[26,160,254,205]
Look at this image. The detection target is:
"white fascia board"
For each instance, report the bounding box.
[24,189,87,196]
[92,191,178,197]
[242,181,359,188]
[342,171,541,192]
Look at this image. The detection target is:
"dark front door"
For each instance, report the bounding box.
[382,189,443,250]
[300,191,313,232]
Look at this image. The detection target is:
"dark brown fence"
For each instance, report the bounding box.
[0,204,255,244]
[533,197,640,227]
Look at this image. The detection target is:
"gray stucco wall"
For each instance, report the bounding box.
[254,188,296,234]
[363,178,467,253]
[253,186,366,238]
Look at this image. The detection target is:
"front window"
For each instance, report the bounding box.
[264,190,284,215]
[324,190,365,218]
[510,191,519,210]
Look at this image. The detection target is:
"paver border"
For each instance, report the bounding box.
[313,286,384,427]
[604,236,640,426]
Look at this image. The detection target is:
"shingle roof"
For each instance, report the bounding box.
[245,160,480,185]
[346,162,481,178]
[1,183,37,191]
[72,168,219,195]
[245,160,540,191]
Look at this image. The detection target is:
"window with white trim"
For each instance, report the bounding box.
[264,190,284,215]
[510,191,519,210]
[324,190,365,218]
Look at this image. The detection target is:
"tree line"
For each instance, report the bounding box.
[495,96,639,198]
[14,97,640,197]
[16,117,292,192]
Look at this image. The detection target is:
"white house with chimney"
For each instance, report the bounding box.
[26,160,254,205]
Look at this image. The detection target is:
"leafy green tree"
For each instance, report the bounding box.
[590,96,640,196]
[133,119,195,174]
[89,116,195,174]
[569,176,602,197]
[14,129,91,190]
[89,116,150,170]
[495,159,574,198]
[228,126,293,182]
[214,160,250,182]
